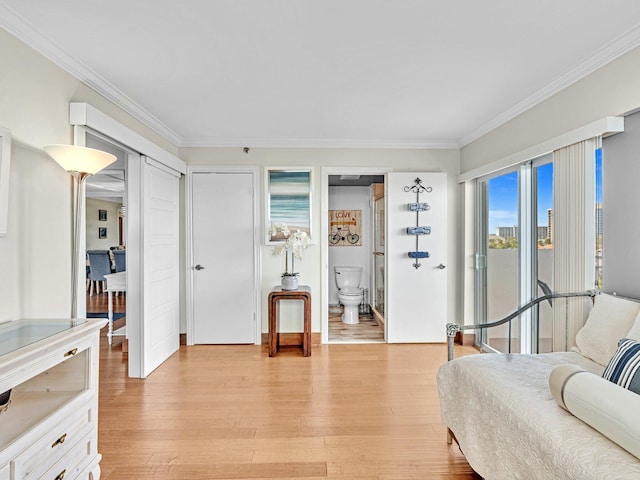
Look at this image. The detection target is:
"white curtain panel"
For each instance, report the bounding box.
[552,137,599,351]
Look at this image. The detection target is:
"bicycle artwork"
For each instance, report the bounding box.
[328,210,362,246]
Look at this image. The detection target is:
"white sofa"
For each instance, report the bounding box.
[437,292,640,480]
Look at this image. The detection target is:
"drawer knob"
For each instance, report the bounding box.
[55,469,66,480]
[51,433,67,448]
[64,348,78,357]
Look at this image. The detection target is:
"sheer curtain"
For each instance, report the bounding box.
[552,137,599,351]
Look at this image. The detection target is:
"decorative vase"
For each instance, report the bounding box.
[281,275,299,291]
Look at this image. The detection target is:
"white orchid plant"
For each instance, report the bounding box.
[270,222,310,277]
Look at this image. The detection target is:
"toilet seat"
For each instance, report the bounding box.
[339,288,362,296]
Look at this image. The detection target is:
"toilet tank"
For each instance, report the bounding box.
[334,266,362,289]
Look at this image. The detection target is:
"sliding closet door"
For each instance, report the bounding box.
[141,157,180,376]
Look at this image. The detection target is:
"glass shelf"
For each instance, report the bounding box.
[0,319,86,357]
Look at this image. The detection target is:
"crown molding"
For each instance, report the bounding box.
[0,2,183,147]
[3,2,637,152]
[458,116,624,183]
[459,22,640,148]
[178,136,460,149]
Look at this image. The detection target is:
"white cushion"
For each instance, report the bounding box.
[574,293,640,366]
[549,364,640,459]
[626,312,640,341]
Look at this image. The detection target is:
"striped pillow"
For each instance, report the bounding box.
[603,338,640,394]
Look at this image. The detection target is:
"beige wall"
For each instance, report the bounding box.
[181,147,462,333]
[0,144,71,321]
[461,46,640,173]
[85,198,121,250]
[0,27,174,321]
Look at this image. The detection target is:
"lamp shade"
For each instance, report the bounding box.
[44,144,116,175]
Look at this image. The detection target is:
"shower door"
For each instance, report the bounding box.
[373,196,385,317]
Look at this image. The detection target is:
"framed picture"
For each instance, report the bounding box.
[329,210,362,246]
[266,168,312,243]
[98,209,107,221]
[98,227,107,239]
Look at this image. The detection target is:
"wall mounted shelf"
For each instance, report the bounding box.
[404,178,432,269]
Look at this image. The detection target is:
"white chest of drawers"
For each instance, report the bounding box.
[0,319,106,480]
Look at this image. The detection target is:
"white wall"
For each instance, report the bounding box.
[0,145,70,322]
[328,186,371,305]
[85,198,121,250]
[602,110,640,298]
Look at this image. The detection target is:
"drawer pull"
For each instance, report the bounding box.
[64,348,78,357]
[55,469,66,480]
[52,433,67,448]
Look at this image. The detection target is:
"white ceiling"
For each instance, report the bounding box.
[2,1,640,149]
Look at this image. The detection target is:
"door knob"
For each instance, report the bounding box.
[436,264,446,269]
[194,264,205,270]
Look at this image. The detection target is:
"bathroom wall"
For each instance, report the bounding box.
[328,186,372,305]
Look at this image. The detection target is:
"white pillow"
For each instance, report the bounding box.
[626,311,640,341]
[574,293,640,366]
[549,364,640,459]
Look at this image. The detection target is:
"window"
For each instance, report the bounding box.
[477,155,553,354]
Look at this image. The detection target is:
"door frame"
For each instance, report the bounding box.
[185,165,262,345]
[320,167,391,343]
[71,102,186,378]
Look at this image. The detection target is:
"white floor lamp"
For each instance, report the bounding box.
[44,145,116,319]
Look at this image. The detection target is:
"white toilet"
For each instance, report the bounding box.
[334,266,364,324]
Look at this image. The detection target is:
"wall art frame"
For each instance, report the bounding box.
[265,168,312,244]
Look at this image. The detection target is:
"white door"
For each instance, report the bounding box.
[191,172,256,344]
[386,172,448,342]
[142,158,180,375]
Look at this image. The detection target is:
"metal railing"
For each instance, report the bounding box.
[446,290,596,361]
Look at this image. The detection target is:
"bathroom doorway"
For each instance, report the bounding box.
[326,172,386,343]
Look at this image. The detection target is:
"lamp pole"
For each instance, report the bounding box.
[69,171,90,319]
[44,145,116,320]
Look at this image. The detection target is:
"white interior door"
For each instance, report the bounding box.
[386,172,448,342]
[191,171,256,344]
[142,157,180,375]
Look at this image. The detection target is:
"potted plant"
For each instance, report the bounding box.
[271,223,310,290]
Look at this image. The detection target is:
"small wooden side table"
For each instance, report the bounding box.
[268,285,312,357]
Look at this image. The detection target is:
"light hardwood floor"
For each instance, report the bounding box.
[98,329,480,479]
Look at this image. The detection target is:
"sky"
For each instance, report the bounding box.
[488,163,553,234]
[487,151,602,234]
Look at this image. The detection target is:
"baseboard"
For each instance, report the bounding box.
[454,332,476,346]
[462,333,475,346]
[261,332,321,346]
[178,333,320,346]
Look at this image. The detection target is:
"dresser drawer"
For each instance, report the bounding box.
[33,431,94,480]
[11,405,93,479]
